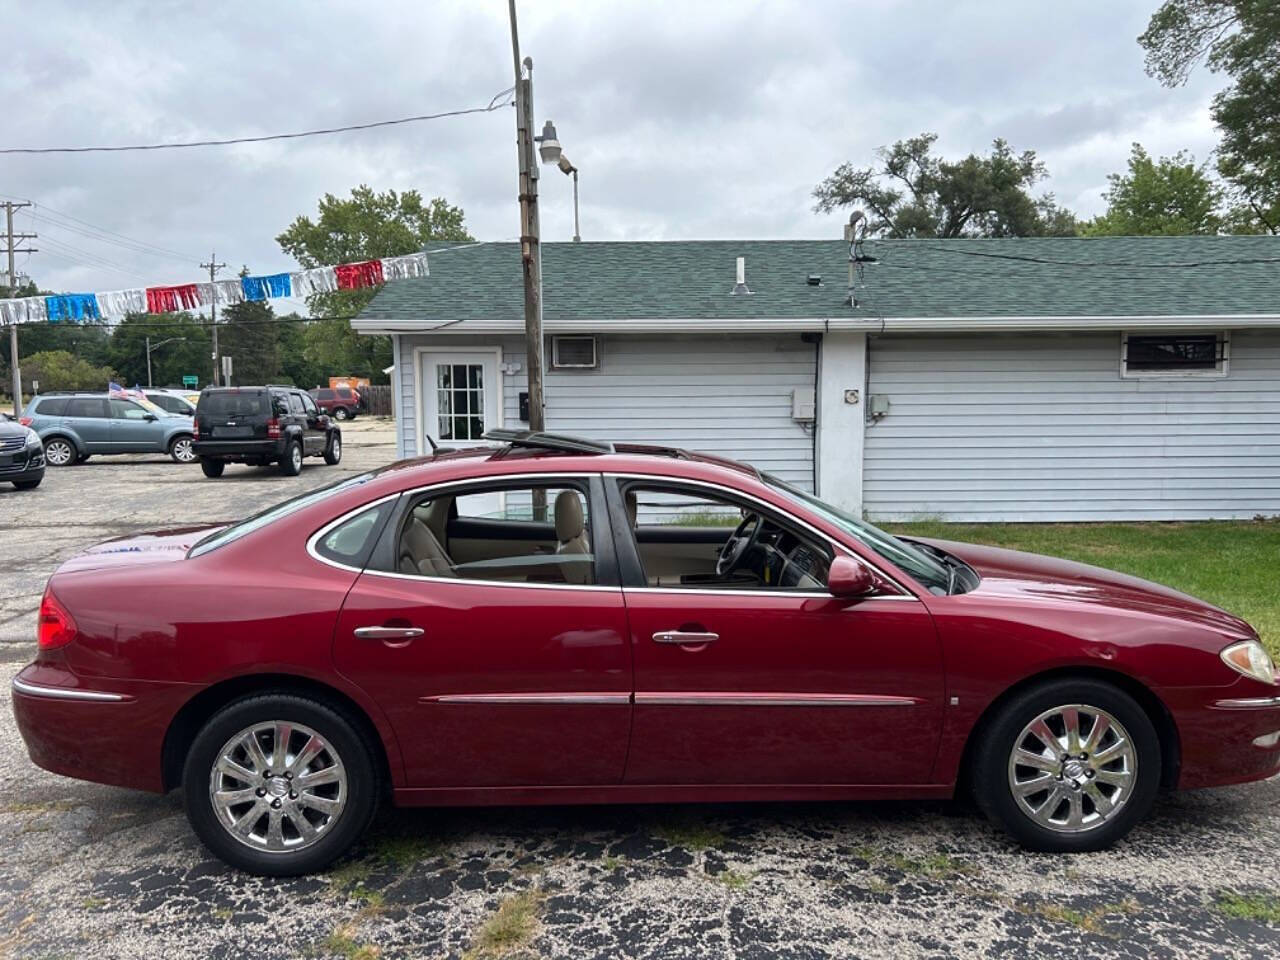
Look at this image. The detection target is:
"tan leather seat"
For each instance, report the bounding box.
[400,517,455,577]
[554,491,591,584]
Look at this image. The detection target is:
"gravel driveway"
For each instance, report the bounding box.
[1,421,1276,959]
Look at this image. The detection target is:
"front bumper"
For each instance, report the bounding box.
[1161,681,1280,789]
[0,447,45,482]
[10,663,188,793]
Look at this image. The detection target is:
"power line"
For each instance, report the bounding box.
[911,242,1280,269]
[0,90,514,155]
[11,313,366,330]
[0,193,203,261]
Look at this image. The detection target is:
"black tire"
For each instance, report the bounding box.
[332,406,349,421]
[279,439,303,476]
[182,693,379,876]
[13,476,42,490]
[200,458,226,478]
[323,432,342,465]
[970,677,1161,852]
[169,434,197,464]
[43,437,76,467]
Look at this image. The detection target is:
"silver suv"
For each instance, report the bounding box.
[23,393,196,466]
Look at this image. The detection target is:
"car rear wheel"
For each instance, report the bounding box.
[280,440,303,476]
[323,434,341,465]
[43,437,75,467]
[182,693,378,876]
[200,458,225,478]
[170,435,196,463]
[971,678,1160,852]
[332,406,349,421]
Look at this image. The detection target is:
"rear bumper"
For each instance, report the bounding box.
[193,439,282,461]
[1160,683,1280,789]
[10,663,190,793]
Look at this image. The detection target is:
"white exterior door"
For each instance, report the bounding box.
[420,351,500,449]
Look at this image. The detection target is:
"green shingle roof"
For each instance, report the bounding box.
[359,236,1280,324]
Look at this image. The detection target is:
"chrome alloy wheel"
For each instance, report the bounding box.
[209,721,347,853]
[44,439,74,466]
[291,444,303,471]
[330,436,340,460]
[172,437,196,462]
[1007,703,1137,834]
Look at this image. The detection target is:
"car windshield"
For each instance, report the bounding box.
[763,475,952,594]
[188,472,377,558]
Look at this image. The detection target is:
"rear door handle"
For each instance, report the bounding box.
[653,630,719,645]
[354,626,424,640]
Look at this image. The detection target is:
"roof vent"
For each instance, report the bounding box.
[731,256,752,295]
[807,274,822,286]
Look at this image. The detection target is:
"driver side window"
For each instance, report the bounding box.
[620,483,831,591]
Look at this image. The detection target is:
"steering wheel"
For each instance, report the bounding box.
[716,512,763,577]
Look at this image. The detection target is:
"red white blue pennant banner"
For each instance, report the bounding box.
[0,251,428,325]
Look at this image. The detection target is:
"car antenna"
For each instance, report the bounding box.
[424,435,439,454]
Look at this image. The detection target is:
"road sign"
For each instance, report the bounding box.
[182,375,198,388]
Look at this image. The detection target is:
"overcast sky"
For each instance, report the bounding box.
[0,0,1226,299]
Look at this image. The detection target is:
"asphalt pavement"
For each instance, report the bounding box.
[0,420,1276,959]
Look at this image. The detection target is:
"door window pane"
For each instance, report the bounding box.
[435,362,485,440]
[110,399,150,420]
[288,393,305,414]
[65,398,107,418]
[395,483,594,585]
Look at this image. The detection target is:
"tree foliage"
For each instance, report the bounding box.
[812,133,1080,238]
[276,185,473,383]
[1086,143,1226,235]
[1139,1,1280,233]
[18,350,116,393]
[103,313,213,388]
[218,300,281,386]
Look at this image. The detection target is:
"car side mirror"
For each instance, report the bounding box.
[827,556,877,599]
[143,413,157,421]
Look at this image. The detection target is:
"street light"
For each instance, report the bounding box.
[145,336,186,388]
[536,120,580,242]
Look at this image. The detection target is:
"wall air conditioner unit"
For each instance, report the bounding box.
[552,335,598,369]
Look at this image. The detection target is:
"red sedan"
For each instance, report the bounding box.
[12,432,1280,875]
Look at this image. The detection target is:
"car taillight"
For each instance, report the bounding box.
[19,416,32,427]
[192,419,199,439]
[37,587,78,651]
[267,418,281,438]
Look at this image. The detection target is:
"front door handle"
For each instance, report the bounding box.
[653,630,719,645]
[354,626,424,641]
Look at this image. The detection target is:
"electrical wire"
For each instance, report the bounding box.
[9,313,376,330]
[0,88,515,155]
[909,242,1280,269]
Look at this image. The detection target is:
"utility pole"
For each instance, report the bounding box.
[4,201,36,418]
[508,0,545,434]
[200,251,226,386]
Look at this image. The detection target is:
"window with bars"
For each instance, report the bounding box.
[436,363,486,440]
[1122,332,1228,377]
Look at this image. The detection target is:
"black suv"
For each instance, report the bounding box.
[193,386,341,478]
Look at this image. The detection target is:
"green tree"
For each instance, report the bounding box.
[813,133,1081,238]
[105,313,213,388]
[1139,1,1280,233]
[19,350,116,393]
[1086,143,1226,235]
[0,277,112,369]
[218,300,282,386]
[276,185,472,383]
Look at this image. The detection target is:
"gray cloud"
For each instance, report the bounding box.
[0,0,1224,296]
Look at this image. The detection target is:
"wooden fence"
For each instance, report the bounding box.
[361,384,395,418]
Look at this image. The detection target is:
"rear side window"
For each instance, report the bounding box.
[199,392,267,417]
[288,393,305,414]
[65,398,107,418]
[317,389,334,400]
[313,501,394,568]
[32,397,69,416]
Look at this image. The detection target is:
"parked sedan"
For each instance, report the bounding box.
[22,393,196,465]
[0,415,45,488]
[11,431,1279,875]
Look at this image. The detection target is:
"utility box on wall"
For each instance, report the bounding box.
[791,387,816,422]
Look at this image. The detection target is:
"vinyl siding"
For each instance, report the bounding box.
[395,333,817,490]
[863,331,1280,522]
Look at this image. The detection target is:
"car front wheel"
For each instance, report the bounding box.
[323,433,341,465]
[43,438,76,467]
[332,406,349,421]
[970,678,1160,852]
[182,693,378,876]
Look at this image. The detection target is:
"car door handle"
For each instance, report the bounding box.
[652,630,719,645]
[354,626,424,640]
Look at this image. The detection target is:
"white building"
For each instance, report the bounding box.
[355,236,1280,522]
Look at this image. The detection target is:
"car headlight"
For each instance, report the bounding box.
[24,429,42,449]
[1221,639,1277,685]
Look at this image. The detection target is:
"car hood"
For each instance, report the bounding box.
[0,419,31,440]
[55,524,228,574]
[913,537,1255,637]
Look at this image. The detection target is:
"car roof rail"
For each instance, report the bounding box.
[482,429,616,455]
